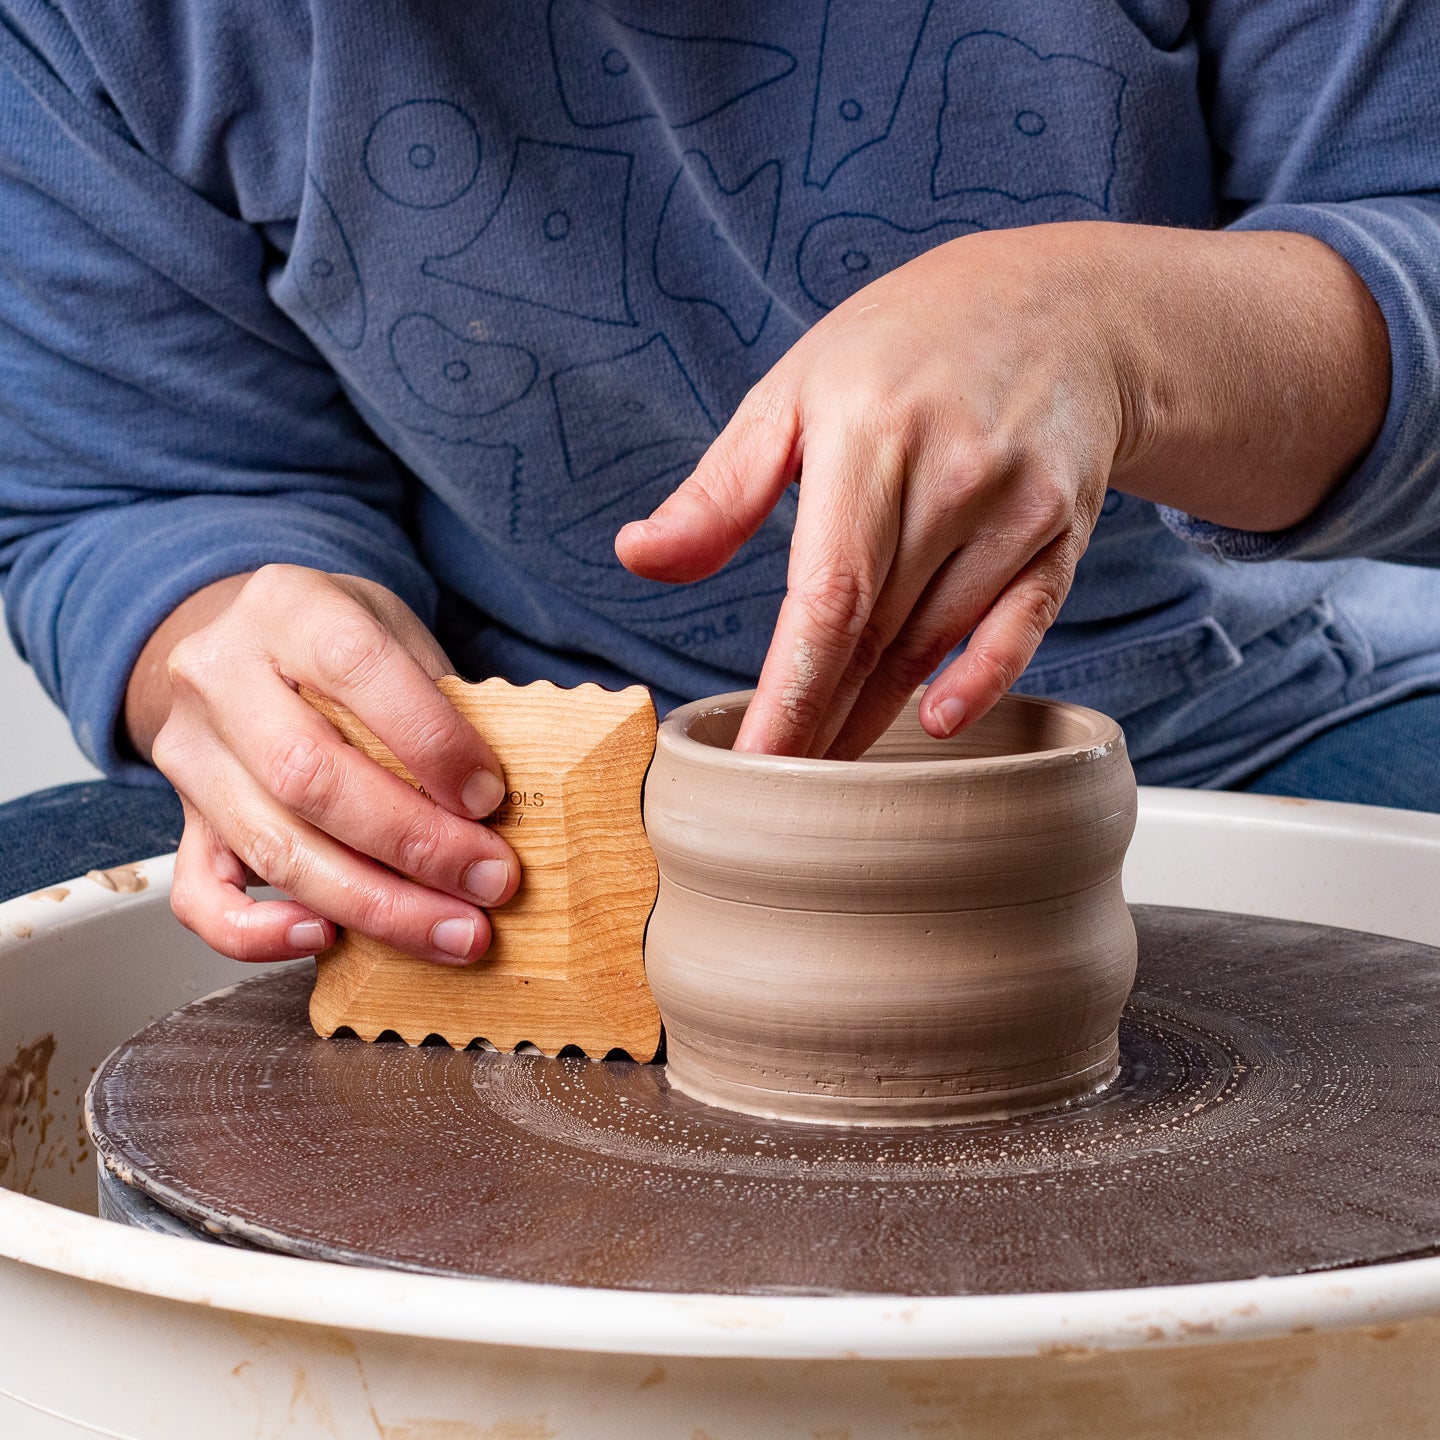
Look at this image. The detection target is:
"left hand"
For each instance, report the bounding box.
[615,222,1123,758]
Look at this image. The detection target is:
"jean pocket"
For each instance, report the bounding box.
[1015,617,1245,720]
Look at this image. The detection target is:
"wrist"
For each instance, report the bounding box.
[1080,224,1389,530]
[123,572,254,762]
[1047,222,1180,490]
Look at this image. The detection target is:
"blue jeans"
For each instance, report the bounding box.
[2,694,1437,904]
[0,780,184,904]
[1234,691,1440,810]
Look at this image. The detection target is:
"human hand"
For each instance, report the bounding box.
[616,223,1124,759]
[619,219,1389,759]
[133,565,519,964]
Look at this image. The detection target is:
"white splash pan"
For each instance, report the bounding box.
[3,788,1440,1439]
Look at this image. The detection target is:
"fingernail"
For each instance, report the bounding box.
[934,697,966,737]
[464,859,510,905]
[461,768,505,818]
[431,917,477,958]
[287,919,328,953]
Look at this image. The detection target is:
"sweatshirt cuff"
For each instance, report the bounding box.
[17,495,437,786]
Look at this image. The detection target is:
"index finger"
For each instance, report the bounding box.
[265,576,506,820]
[733,427,902,756]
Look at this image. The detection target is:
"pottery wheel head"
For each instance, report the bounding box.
[87,907,1440,1297]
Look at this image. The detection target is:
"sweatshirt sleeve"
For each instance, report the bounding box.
[0,17,436,784]
[1155,0,1440,567]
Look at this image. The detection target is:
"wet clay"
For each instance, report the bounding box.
[87,908,1440,1296]
[644,689,1138,1123]
[1,1034,55,1192]
[85,864,147,894]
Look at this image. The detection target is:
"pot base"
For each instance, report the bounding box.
[661,1042,1121,1127]
[89,906,1440,1297]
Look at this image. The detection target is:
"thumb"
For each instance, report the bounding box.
[615,388,799,584]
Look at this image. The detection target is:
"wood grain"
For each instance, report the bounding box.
[305,678,661,1059]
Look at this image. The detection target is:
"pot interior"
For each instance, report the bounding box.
[681,693,1107,763]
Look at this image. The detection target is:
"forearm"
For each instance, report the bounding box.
[1086,222,1391,533]
[124,573,254,762]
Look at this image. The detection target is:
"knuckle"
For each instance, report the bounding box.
[1027,581,1065,633]
[392,813,447,880]
[879,633,956,702]
[243,821,303,889]
[859,647,952,730]
[1074,479,1107,531]
[688,470,747,538]
[348,884,404,940]
[1032,471,1077,527]
[948,430,1009,490]
[169,883,243,957]
[934,443,1005,521]
[775,682,829,739]
[207,914,254,961]
[1007,478,1074,553]
[165,634,214,692]
[653,467,752,561]
[318,618,393,693]
[739,374,791,430]
[798,566,875,644]
[906,633,960,687]
[170,897,216,948]
[968,643,1024,697]
[245,563,307,606]
[149,721,184,778]
[849,381,918,443]
[168,873,200,928]
[264,732,336,814]
[847,623,890,681]
[224,921,275,964]
[391,705,471,774]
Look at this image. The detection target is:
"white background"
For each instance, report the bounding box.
[0,601,101,805]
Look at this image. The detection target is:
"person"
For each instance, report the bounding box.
[2,1,1438,959]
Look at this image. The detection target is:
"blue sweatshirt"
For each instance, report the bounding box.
[2,0,1439,787]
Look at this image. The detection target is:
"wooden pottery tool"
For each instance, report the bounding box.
[305,678,661,1060]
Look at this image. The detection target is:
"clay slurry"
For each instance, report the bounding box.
[88,908,1440,1295]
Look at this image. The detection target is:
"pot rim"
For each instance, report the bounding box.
[657,688,1125,780]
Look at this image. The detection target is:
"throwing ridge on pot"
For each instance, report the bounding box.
[643,689,1138,1125]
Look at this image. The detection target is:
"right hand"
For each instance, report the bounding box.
[136,565,519,965]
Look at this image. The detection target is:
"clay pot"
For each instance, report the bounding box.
[642,689,1138,1125]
